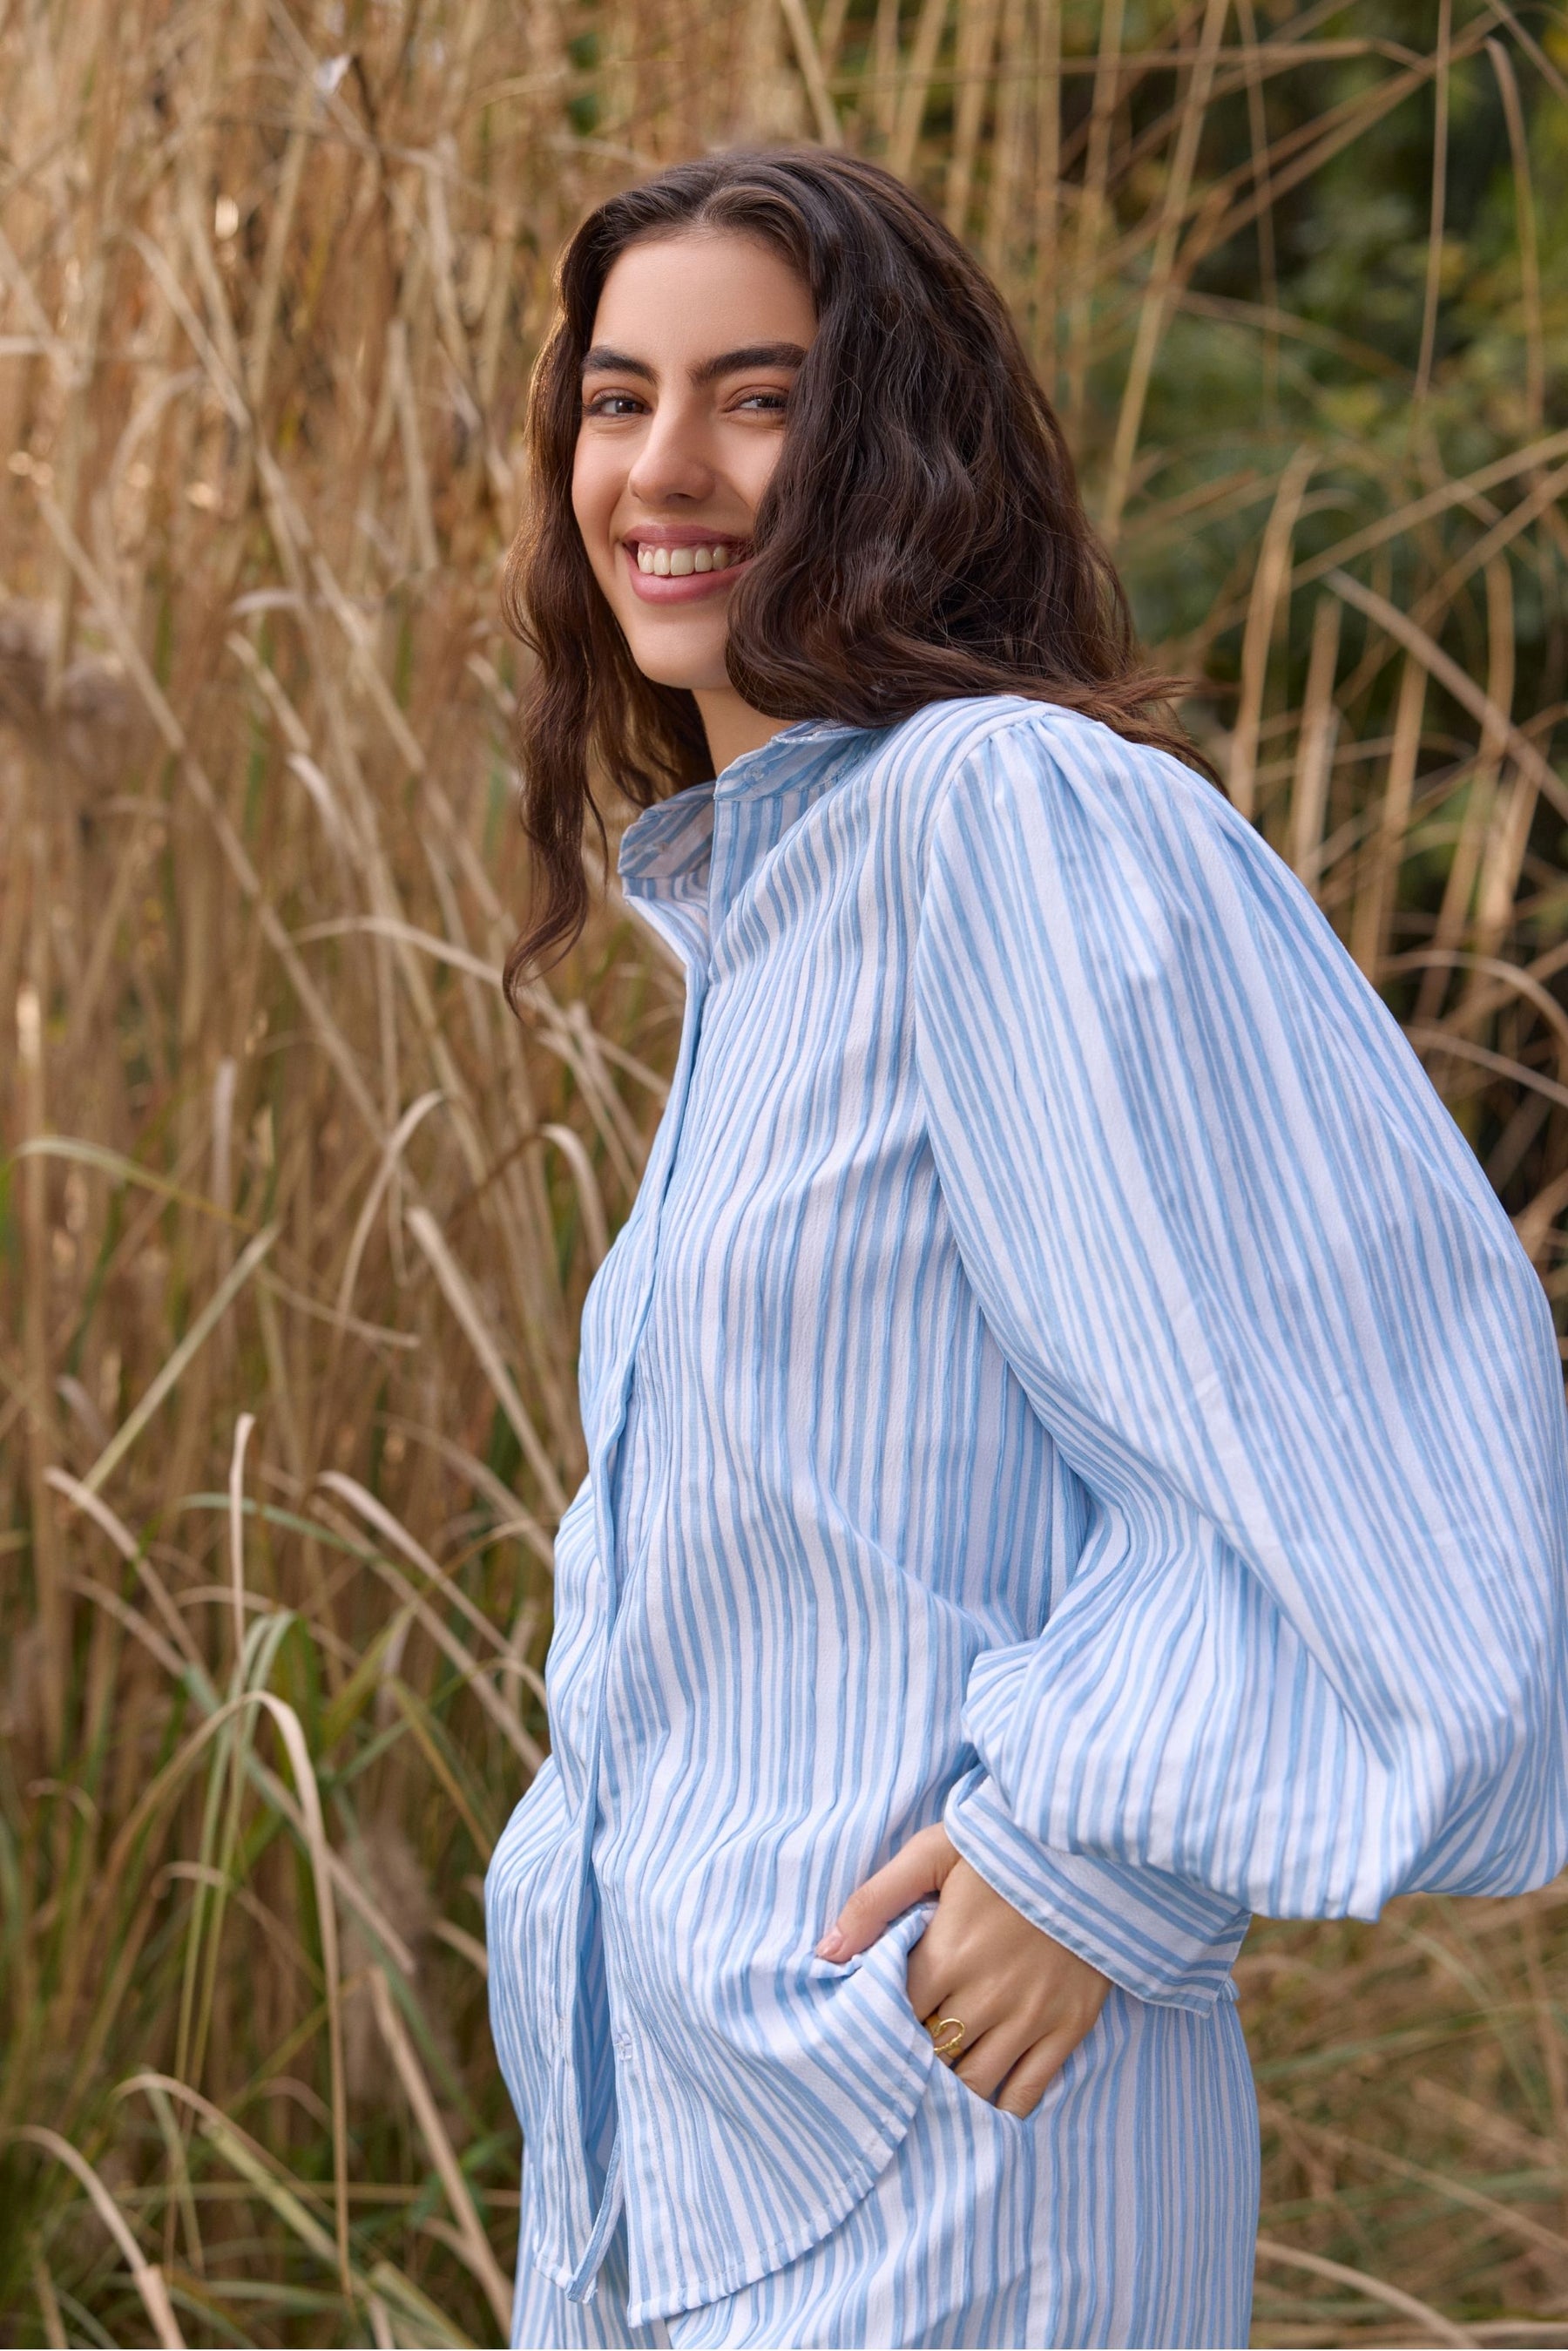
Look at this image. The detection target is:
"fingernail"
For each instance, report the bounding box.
[816,1929,848,1961]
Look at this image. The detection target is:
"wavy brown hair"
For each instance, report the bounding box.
[503,146,1205,991]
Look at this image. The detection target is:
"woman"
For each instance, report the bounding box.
[485,149,1568,2349]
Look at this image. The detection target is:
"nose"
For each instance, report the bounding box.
[625,395,715,506]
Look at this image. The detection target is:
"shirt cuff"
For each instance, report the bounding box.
[943,1766,1250,2011]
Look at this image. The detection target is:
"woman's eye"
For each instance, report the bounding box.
[584,391,645,418]
[734,389,790,414]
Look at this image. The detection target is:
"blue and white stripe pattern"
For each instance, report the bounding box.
[487,695,1568,2342]
[510,1914,1260,2348]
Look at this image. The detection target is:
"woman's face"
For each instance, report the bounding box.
[571,230,816,701]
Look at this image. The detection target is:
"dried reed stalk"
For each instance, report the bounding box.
[1,4,1564,2345]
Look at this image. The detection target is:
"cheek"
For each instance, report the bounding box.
[721,437,787,537]
[571,438,615,559]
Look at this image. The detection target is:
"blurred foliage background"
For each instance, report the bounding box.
[2,0,1567,2343]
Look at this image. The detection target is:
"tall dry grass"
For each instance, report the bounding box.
[1,1,1565,2343]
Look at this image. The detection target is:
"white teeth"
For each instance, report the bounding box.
[634,540,742,579]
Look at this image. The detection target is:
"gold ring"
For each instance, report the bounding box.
[925,2013,965,2062]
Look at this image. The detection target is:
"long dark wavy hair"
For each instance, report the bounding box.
[503,146,1204,991]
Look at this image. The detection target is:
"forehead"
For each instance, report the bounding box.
[589,230,815,362]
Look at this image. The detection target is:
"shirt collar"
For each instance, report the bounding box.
[616,720,866,898]
[616,783,716,898]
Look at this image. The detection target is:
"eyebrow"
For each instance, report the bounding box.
[581,341,808,388]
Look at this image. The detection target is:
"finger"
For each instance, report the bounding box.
[902,1946,950,2022]
[819,1826,956,1960]
[903,1923,956,2021]
[950,2025,1032,2104]
[905,1940,1014,2036]
[994,2031,1079,2117]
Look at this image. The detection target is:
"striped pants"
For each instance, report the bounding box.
[511,1987,1259,2349]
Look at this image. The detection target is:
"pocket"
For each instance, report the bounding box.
[626,1899,943,2304]
[832,1899,944,2087]
[867,1902,1050,2138]
[923,2036,1037,2133]
[847,1899,938,2041]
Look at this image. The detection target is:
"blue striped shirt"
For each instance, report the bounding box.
[486,695,1568,2328]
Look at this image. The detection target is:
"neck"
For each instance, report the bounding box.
[694,685,794,777]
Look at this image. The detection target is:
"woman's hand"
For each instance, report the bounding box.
[817,1825,1111,2116]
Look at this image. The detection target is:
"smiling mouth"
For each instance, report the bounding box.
[627,538,749,578]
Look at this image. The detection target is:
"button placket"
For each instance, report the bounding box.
[551,936,712,2299]
[566,774,830,2290]
[553,746,862,2300]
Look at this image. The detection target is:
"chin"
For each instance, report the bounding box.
[620,628,728,695]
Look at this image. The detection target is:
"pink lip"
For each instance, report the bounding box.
[622,539,752,604]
